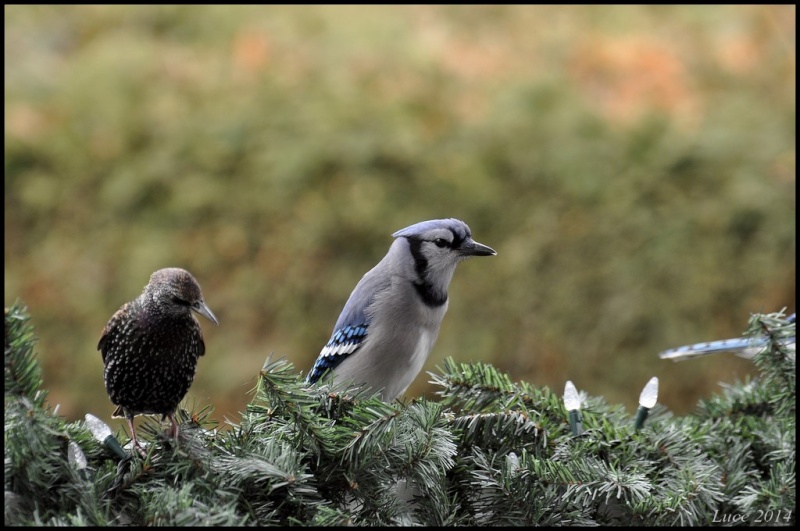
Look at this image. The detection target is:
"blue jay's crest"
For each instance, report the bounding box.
[659,313,796,361]
[307,324,369,383]
[392,218,471,244]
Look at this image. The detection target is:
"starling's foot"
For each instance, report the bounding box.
[132,440,148,458]
[127,418,148,458]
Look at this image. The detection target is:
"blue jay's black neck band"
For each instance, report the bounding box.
[413,281,448,307]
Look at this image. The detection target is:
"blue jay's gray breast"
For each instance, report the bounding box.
[331,276,448,400]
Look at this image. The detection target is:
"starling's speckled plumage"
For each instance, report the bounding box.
[99,268,218,455]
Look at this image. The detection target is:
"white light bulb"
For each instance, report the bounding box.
[68,441,88,470]
[506,452,520,474]
[638,377,659,409]
[84,413,113,441]
[563,380,581,411]
[85,413,129,460]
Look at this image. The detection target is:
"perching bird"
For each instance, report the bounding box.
[99,268,218,455]
[658,313,796,362]
[306,218,496,401]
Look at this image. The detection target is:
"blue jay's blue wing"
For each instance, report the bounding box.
[306,271,390,384]
[306,323,369,383]
[659,313,796,362]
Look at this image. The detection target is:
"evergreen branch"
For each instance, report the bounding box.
[449,409,548,455]
[3,305,795,526]
[4,302,45,405]
[750,311,796,417]
[245,356,342,458]
[429,357,520,412]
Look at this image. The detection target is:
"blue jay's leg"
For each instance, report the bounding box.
[658,313,795,362]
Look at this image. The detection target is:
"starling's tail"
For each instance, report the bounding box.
[111,405,126,418]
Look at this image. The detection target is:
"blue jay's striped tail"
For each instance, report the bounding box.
[658,313,796,362]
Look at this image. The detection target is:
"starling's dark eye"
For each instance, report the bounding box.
[172,296,190,306]
[433,238,449,248]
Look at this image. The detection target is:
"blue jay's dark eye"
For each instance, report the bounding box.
[434,238,449,248]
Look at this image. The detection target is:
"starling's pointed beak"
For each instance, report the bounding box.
[461,238,497,257]
[193,302,219,325]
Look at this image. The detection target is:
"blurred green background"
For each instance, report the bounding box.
[5,6,795,431]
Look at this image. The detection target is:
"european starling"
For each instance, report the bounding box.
[98,268,218,455]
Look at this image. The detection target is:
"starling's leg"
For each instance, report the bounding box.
[166,412,180,443]
[127,416,147,458]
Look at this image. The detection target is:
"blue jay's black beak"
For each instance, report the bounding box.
[461,239,496,257]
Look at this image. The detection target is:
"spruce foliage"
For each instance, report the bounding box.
[4,302,795,526]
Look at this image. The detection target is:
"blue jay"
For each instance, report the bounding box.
[306,218,496,401]
[658,313,796,362]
